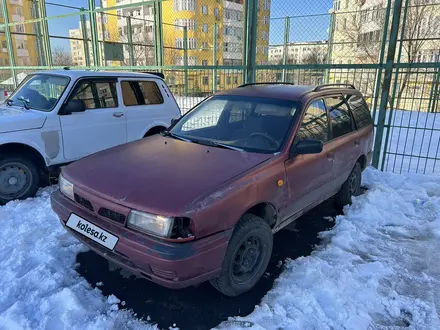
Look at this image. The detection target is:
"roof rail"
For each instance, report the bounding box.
[314,83,355,92]
[139,71,165,79]
[238,82,295,88]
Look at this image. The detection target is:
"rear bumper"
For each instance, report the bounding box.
[51,190,231,289]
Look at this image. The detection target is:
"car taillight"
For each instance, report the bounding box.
[3,91,7,97]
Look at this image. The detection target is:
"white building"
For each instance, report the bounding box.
[269,40,328,64]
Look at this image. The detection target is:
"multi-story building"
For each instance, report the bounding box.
[269,41,328,64]
[0,0,39,68]
[329,0,440,110]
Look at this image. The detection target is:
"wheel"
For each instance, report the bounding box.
[0,155,40,204]
[210,214,273,297]
[335,162,362,208]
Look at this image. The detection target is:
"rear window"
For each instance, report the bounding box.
[345,94,373,129]
[121,81,164,106]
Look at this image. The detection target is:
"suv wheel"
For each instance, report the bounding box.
[210,214,273,297]
[0,156,40,204]
[335,162,362,208]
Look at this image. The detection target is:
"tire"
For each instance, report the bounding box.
[0,155,40,204]
[210,214,273,297]
[335,162,362,208]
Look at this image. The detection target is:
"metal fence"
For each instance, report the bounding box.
[0,0,439,174]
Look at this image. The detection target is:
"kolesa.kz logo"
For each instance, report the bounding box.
[76,219,108,242]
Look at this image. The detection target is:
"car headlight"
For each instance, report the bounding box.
[127,210,174,237]
[59,174,74,200]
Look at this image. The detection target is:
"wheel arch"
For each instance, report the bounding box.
[0,143,47,169]
[240,201,278,229]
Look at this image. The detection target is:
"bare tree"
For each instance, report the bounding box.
[52,46,73,66]
[335,0,440,110]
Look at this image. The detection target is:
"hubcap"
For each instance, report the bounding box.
[232,235,263,284]
[348,171,358,195]
[0,163,31,200]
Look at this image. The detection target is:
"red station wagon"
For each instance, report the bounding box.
[51,83,374,297]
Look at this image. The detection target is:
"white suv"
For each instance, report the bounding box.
[0,70,181,203]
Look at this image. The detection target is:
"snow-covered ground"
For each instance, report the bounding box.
[1,168,440,329]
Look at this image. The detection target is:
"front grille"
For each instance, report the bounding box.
[98,208,126,224]
[74,194,94,212]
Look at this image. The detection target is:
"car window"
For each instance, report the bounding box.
[171,95,298,154]
[121,81,164,106]
[72,81,118,110]
[296,99,329,143]
[325,96,354,139]
[8,74,69,112]
[345,94,373,129]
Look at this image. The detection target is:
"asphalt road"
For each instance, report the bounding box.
[76,198,345,330]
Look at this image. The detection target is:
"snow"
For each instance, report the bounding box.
[0,188,154,330]
[215,167,440,330]
[374,109,440,175]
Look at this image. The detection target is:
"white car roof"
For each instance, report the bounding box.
[32,69,164,80]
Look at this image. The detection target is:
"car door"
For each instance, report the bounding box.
[324,95,360,188]
[283,99,336,220]
[59,78,127,161]
[119,78,169,141]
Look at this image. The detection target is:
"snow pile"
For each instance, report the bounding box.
[216,167,440,330]
[0,188,153,330]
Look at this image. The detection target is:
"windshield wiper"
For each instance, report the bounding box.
[5,99,13,106]
[211,141,244,152]
[161,131,192,142]
[17,96,30,110]
[192,138,244,152]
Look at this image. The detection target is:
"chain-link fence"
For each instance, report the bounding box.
[0,0,439,174]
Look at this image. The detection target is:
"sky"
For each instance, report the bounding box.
[45,0,333,52]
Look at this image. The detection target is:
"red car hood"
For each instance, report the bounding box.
[63,135,271,215]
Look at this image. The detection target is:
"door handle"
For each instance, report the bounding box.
[327,152,335,162]
[113,112,124,118]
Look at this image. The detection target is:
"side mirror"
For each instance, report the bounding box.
[62,99,86,115]
[171,118,179,125]
[290,139,323,157]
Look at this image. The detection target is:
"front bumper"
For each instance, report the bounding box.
[51,190,231,289]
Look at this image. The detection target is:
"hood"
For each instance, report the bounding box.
[64,135,272,215]
[0,106,47,133]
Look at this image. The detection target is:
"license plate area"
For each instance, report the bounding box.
[66,213,119,250]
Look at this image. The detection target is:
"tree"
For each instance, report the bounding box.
[334,0,440,110]
[52,46,73,67]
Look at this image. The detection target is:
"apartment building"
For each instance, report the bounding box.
[0,0,39,68]
[269,41,328,64]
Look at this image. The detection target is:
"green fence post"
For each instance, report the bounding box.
[32,0,44,66]
[282,17,290,82]
[244,0,257,83]
[80,9,91,67]
[325,12,335,83]
[372,0,404,168]
[127,16,135,67]
[1,0,17,88]
[183,26,188,96]
[213,23,218,93]
[154,0,163,68]
[88,0,100,67]
[379,0,410,171]
[371,0,393,122]
[37,0,52,67]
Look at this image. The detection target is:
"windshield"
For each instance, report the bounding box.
[170,96,298,153]
[7,74,70,112]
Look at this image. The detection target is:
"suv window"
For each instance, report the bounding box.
[72,80,118,109]
[325,96,353,139]
[345,94,373,129]
[296,99,329,143]
[121,81,164,106]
